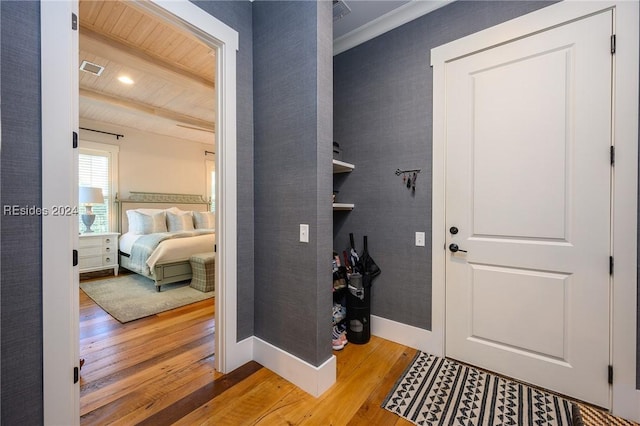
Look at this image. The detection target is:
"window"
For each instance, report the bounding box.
[79,142,119,233]
[206,159,216,212]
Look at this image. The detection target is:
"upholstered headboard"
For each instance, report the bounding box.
[116,191,210,234]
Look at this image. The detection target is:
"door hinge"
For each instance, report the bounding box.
[72,13,78,31]
[73,131,78,149]
[608,365,613,384]
[610,34,616,54]
[214,244,217,253]
[74,366,79,383]
[610,146,615,165]
[73,249,78,267]
[609,256,614,275]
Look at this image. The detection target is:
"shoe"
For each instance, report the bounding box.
[332,325,345,350]
[332,338,345,350]
[340,332,348,346]
[333,325,348,345]
[332,303,346,324]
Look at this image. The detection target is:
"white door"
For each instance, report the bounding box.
[445,11,612,407]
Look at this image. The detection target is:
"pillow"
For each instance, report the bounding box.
[126,210,167,234]
[165,206,187,215]
[193,211,215,229]
[134,208,165,216]
[167,211,194,232]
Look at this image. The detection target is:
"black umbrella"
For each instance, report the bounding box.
[349,233,380,287]
[360,235,381,287]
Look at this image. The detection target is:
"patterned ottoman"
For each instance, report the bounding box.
[189,252,215,292]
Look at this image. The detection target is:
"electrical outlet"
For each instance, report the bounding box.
[415,231,425,247]
[300,224,309,243]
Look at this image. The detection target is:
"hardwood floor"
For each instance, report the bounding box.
[80,275,636,426]
[79,278,415,425]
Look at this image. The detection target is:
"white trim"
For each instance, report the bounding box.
[253,337,336,397]
[431,1,639,421]
[133,0,248,375]
[610,2,640,422]
[371,315,442,356]
[333,0,451,56]
[42,1,245,423]
[42,1,80,424]
[134,0,246,374]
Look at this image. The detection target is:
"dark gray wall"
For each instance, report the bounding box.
[0,1,254,423]
[1,1,44,424]
[333,0,555,331]
[191,0,255,340]
[253,1,333,367]
[335,0,640,391]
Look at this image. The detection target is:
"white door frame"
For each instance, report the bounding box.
[41,1,250,424]
[431,1,639,421]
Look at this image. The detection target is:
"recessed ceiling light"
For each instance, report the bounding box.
[117,76,134,85]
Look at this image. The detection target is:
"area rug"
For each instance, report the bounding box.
[382,351,575,426]
[80,274,214,323]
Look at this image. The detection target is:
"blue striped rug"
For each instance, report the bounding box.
[383,352,575,426]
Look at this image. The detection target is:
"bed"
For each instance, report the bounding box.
[116,191,215,291]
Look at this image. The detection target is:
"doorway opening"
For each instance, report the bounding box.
[42,1,241,423]
[77,0,218,419]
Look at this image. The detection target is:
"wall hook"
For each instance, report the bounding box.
[395,168,421,176]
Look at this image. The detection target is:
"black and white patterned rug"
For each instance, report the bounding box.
[383,352,575,426]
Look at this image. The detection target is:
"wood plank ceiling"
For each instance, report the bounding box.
[79,0,216,145]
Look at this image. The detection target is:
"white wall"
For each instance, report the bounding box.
[79,118,214,199]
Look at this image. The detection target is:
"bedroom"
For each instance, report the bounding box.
[76,0,219,408]
[77,0,217,284]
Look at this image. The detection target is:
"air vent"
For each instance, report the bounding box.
[333,0,351,22]
[79,60,105,76]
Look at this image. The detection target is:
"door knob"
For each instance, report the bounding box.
[449,243,467,253]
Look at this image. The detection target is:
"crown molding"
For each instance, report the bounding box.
[333,0,452,56]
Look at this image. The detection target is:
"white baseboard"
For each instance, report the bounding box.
[371,315,443,357]
[252,337,336,397]
[224,336,254,373]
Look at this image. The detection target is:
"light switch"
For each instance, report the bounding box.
[415,231,425,247]
[300,224,309,243]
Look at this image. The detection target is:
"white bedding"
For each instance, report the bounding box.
[120,231,215,271]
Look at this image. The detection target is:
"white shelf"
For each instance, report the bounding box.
[333,159,355,210]
[333,203,354,211]
[333,159,355,174]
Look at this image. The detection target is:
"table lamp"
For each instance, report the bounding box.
[79,186,104,233]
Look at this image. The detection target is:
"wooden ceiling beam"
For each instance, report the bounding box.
[80,25,215,92]
[80,88,215,133]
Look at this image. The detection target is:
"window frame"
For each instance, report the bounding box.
[205,158,216,213]
[79,141,119,233]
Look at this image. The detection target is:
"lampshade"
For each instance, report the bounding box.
[79,186,104,205]
[79,187,104,233]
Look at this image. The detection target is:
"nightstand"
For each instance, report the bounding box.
[79,232,119,275]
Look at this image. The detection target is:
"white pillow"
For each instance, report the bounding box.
[193,211,215,229]
[165,207,187,215]
[135,208,165,216]
[126,210,167,234]
[167,211,194,232]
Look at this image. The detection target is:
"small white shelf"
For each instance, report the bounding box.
[333,159,355,174]
[333,159,355,210]
[333,203,354,211]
